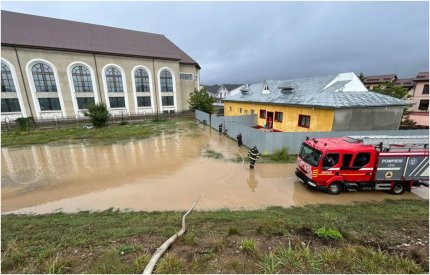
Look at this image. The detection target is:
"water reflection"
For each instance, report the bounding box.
[247,171,258,192]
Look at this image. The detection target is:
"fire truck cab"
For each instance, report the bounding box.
[295,136,429,195]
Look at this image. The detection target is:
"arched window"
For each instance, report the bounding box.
[135,69,150,92]
[1,62,16,92]
[72,65,93,92]
[32,63,57,92]
[160,70,173,92]
[105,67,123,93]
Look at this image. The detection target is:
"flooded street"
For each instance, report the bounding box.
[2,123,421,214]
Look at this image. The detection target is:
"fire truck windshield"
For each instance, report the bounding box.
[299,143,322,167]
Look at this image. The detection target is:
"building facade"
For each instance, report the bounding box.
[205,84,243,106]
[408,72,429,126]
[1,11,200,120]
[224,73,407,132]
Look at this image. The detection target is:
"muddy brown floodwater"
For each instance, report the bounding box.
[1,124,421,214]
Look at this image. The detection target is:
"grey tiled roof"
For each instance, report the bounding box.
[224,75,408,108]
[204,85,221,94]
[223,84,243,91]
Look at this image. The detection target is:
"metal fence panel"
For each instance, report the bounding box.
[195,110,429,154]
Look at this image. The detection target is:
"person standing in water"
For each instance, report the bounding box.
[248,146,260,170]
[218,123,223,135]
[237,133,243,147]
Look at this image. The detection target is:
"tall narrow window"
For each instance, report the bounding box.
[32,63,57,92]
[72,65,93,92]
[1,62,16,92]
[105,67,123,93]
[135,69,150,92]
[160,70,173,92]
[423,84,429,95]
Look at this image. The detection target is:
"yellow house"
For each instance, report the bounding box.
[223,73,407,132]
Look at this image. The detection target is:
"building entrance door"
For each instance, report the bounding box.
[266,112,274,129]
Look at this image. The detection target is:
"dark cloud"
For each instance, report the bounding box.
[2,1,428,84]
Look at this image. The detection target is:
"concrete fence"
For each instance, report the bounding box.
[195,110,429,154]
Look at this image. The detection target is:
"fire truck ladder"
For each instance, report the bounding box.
[347,135,429,151]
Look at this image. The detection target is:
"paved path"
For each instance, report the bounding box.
[412,187,429,200]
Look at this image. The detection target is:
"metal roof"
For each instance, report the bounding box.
[1,11,200,68]
[224,74,408,108]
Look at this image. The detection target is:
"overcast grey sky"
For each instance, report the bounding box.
[2,1,429,84]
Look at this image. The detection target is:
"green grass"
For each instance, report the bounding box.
[1,200,428,273]
[240,239,258,254]
[155,253,185,274]
[1,117,195,147]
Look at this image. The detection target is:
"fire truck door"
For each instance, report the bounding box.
[341,152,373,182]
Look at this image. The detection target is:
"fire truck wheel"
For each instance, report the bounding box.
[327,182,342,195]
[391,183,405,195]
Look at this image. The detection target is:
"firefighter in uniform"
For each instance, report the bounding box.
[248,146,260,170]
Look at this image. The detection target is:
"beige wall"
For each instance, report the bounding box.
[1,46,199,119]
[411,81,429,112]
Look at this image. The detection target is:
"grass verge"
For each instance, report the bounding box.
[1,117,196,147]
[1,200,428,273]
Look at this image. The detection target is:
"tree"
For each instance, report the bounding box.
[187,87,216,114]
[357,72,365,82]
[372,81,409,99]
[84,103,110,128]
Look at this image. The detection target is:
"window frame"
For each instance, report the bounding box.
[109,97,126,109]
[418,99,429,111]
[179,73,193,80]
[298,114,311,128]
[38,98,61,111]
[259,109,266,119]
[137,96,151,107]
[162,95,174,106]
[31,63,57,92]
[322,153,340,170]
[134,69,151,93]
[275,111,283,122]
[105,67,124,93]
[71,65,93,93]
[1,98,21,113]
[160,70,173,93]
[1,62,16,93]
[76,97,95,110]
[423,84,429,95]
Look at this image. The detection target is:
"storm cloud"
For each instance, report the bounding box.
[2,1,428,84]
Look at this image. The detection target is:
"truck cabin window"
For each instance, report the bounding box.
[322,153,339,170]
[341,154,353,169]
[352,152,371,168]
[299,143,322,167]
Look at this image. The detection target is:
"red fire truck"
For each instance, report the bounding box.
[295,136,429,195]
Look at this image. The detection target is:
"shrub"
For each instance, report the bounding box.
[315,227,343,240]
[84,103,110,128]
[269,148,289,161]
[240,239,257,254]
[15,117,35,131]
